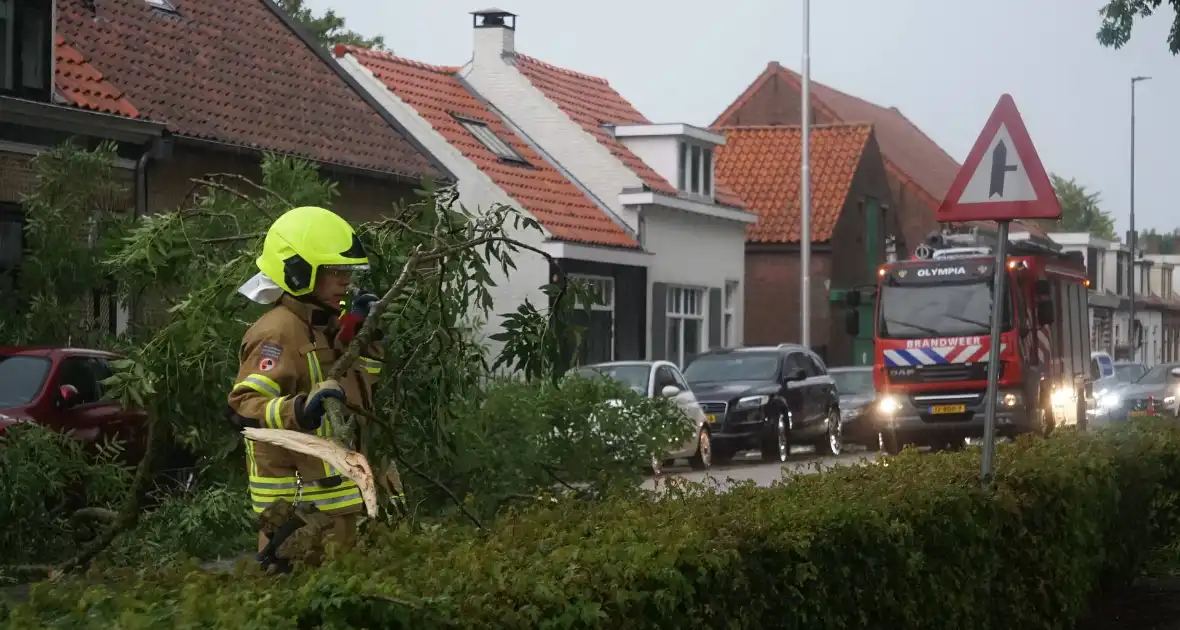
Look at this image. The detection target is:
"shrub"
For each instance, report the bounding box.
[8,422,1180,629]
[0,423,131,566]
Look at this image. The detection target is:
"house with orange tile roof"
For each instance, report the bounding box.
[712,61,1050,258]
[1,0,449,331]
[715,124,895,365]
[457,9,758,367]
[334,45,651,362]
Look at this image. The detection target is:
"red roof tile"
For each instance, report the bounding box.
[714,62,957,207]
[338,46,637,249]
[714,62,1049,241]
[715,124,872,243]
[513,54,745,209]
[54,35,139,118]
[55,0,439,180]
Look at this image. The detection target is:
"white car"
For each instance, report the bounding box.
[571,360,712,472]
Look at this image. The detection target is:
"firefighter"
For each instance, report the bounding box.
[226,205,386,563]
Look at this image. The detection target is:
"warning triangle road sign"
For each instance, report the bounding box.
[936,94,1061,223]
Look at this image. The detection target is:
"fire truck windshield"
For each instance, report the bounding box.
[877,280,1012,339]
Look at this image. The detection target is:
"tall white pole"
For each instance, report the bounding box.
[800,0,812,347]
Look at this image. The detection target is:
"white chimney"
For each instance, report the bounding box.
[471,8,516,60]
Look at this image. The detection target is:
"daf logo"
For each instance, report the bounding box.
[916,266,967,277]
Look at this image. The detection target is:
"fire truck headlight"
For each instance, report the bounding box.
[1000,392,1021,408]
[1050,388,1073,408]
[877,396,901,415]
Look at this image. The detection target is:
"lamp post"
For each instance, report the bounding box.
[799,0,812,347]
[1129,76,1150,361]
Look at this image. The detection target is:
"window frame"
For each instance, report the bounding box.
[453,114,530,165]
[0,0,52,100]
[675,140,714,198]
[666,285,706,368]
[569,273,615,362]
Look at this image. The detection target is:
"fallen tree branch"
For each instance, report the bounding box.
[345,402,485,531]
[241,427,379,518]
[55,417,158,576]
[70,507,119,524]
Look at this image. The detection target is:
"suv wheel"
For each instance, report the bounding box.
[761,413,789,463]
[814,409,843,456]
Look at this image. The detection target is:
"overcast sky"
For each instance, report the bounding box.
[311,0,1178,236]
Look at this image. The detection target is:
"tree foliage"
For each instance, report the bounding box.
[1044,173,1118,241]
[275,0,388,51]
[1097,0,1180,54]
[0,143,690,576]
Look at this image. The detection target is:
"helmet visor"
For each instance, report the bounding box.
[321,263,370,272]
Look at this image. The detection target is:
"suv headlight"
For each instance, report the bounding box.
[734,395,769,411]
[1098,393,1121,409]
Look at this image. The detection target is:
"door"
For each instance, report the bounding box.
[653,364,699,454]
[800,351,833,426]
[782,351,813,429]
[55,355,122,448]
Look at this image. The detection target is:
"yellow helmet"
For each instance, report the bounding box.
[256,206,369,296]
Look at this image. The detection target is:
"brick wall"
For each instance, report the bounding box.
[745,248,833,350]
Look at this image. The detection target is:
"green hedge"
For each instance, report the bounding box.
[8,422,1180,629]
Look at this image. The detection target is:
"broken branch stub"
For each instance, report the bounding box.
[242,427,378,518]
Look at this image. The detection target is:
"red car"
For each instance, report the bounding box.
[0,347,147,459]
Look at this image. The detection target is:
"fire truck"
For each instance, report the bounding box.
[843,229,1091,454]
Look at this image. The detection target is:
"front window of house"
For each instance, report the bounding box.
[667,285,705,368]
[569,274,615,365]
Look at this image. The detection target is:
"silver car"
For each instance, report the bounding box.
[572,361,712,472]
[1094,362,1180,422]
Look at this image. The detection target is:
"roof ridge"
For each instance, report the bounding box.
[718,122,873,132]
[514,52,610,85]
[884,105,961,167]
[333,44,461,74]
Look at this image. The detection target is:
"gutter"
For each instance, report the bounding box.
[127,134,173,330]
[0,96,166,144]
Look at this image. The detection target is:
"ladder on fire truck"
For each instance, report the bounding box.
[914,227,1085,268]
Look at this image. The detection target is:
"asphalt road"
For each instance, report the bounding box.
[642,445,881,492]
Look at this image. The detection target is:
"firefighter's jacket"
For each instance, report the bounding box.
[227,295,383,441]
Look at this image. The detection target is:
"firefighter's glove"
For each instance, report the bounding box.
[295,380,345,431]
[338,292,380,345]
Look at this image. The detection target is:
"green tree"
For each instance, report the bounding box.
[276,0,388,51]
[1097,0,1180,54]
[1044,174,1118,240]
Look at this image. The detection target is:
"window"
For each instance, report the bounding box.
[0,203,22,293]
[675,140,714,197]
[455,115,529,165]
[57,356,105,405]
[666,285,705,367]
[654,365,679,392]
[722,281,738,347]
[569,274,614,364]
[0,0,51,98]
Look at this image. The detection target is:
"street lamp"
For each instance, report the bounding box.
[799,0,812,347]
[1129,76,1150,361]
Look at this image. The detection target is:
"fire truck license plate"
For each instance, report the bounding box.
[930,404,966,414]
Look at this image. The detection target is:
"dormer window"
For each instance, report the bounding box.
[0,0,52,100]
[677,140,714,198]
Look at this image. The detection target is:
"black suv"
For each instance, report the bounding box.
[682,344,841,464]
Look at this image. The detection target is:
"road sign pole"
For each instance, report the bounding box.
[980,220,1009,483]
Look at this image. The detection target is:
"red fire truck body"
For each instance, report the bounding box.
[866,232,1091,453]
